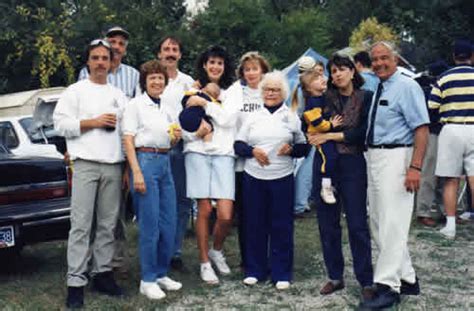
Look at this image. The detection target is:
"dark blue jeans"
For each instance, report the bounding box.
[170,141,194,257]
[313,152,373,287]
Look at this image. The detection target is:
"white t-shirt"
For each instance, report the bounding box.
[53,79,127,163]
[236,104,306,180]
[122,93,175,148]
[160,70,194,122]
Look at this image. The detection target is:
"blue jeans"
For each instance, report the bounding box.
[170,141,194,258]
[294,147,315,214]
[131,152,177,282]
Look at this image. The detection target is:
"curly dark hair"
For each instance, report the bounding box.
[195,45,235,89]
[139,60,168,93]
[327,53,365,90]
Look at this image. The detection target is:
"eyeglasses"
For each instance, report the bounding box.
[263,87,281,94]
[89,39,111,49]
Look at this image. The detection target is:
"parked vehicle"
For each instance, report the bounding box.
[0,92,66,159]
[0,150,71,252]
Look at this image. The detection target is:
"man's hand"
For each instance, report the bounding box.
[277,143,292,156]
[94,113,117,129]
[196,120,212,138]
[133,171,146,194]
[252,147,270,167]
[405,167,421,192]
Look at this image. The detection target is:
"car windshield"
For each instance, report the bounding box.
[19,117,61,143]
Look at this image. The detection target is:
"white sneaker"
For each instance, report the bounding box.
[200,262,219,284]
[157,276,182,291]
[139,281,166,300]
[459,211,473,221]
[275,281,290,290]
[439,226,455,239]
[208,248,231,275]
[243,277,258,286]
[321,186,336,204]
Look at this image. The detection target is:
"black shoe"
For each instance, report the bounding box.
[401,276,420,295]
[92,271,124,297]
[66,286,84,309]
[360,283,400,309]
[170,257,184,271]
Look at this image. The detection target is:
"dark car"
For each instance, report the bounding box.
[0,149,71,253]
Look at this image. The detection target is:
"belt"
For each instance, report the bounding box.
[443,121,474,125]
[136,147,170,153]
[368,144,412,149]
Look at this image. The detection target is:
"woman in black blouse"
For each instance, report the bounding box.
[307,54,374,303]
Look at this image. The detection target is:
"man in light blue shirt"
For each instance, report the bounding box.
[78,26,140,99]
[354,51,379,93]
[362,41,429,310]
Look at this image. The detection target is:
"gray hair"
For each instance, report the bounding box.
[370,41,399,57]
[259,70,290,100]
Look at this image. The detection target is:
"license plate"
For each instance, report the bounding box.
[0,225,15,248]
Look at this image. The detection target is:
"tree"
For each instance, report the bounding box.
[349,17,399,52]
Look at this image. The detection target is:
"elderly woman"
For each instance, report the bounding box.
[234,71,308,290]
[182,46,236,284]
[307,54,374,302]
[226,51,271,270]
[122,60,182,300]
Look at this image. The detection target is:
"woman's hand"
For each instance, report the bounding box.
[277,143,292,156]
[192,80,202,89]
[252,147,270,167]
[308,133,329,146]
[186,95,208,108]
[170,127,182,146]
[195,120,212,138]
[133,170,146,194]
[330,115,344,128]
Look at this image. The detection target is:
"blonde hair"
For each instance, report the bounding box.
[290,69,323,111]
[236,51,271,80]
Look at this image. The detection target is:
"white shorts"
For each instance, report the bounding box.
[436,124,474,177]
[185,152,235,200]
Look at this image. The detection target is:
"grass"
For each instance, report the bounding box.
[0,211,473,310]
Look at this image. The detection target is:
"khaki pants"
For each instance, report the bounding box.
[366,148,416,292]
[416,133,444,218]
[67,160,122,287]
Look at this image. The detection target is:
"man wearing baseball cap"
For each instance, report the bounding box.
[78,26,140,99]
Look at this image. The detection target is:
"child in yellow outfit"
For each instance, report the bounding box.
[292,69,343,204]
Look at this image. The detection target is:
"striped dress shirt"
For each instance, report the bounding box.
[78,63,140,99]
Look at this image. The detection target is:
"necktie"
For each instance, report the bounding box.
[366,82,383,145]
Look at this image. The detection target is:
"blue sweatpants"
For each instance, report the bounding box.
[242,172,294,282]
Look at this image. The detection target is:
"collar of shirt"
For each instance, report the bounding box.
[264,101,285,114]
[144,92,162,107]
[382,68,401,87]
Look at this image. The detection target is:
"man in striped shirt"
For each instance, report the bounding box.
[78,26,140,99]
[428,39,474,239]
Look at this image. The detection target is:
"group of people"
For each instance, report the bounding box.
[52,25,473,310]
